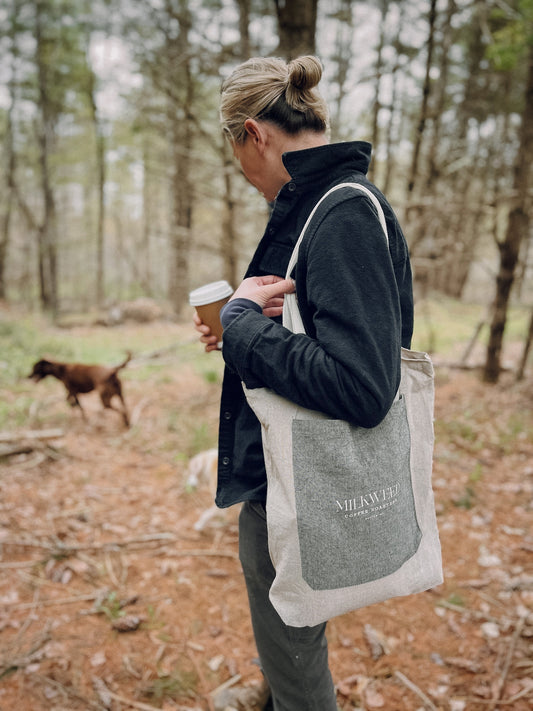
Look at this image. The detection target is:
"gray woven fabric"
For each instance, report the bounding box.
[292,396,421,591]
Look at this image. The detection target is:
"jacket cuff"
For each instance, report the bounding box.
[220,298,262,328]
[222,308,272,384]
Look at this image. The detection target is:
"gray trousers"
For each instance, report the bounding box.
[239,501,338,711]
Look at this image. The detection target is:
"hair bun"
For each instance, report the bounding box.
[288,56,323,91]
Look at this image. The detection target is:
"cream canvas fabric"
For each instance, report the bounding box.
[243,183,443,627]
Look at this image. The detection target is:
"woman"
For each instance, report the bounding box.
[195,55,413,711]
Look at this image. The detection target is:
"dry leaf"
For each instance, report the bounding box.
[365,684,385,708]
[90,651,106,667]
[444,656,484,673]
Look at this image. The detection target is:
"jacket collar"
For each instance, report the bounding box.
[281,141,371,187]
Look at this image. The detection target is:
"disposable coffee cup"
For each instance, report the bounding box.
[189,280,234,349]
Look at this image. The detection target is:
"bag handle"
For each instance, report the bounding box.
[285,182,389,280]
[283,182,389,334]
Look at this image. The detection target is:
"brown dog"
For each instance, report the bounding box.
[28,352,131,426]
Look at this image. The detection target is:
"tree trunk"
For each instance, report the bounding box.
[141,136,153,296]
[167,0,194,314]
[406,0,437,198]
[220,141,239,289]
[218,0,253,289]
[368,0,388,183]
[516,306,533,381]
[484,44,533,383]
[0,87,16,302]
[329,0,354,142]
[425,0,455,191]
[382,3,407,196]
[35,0,58,315]
[87,61,106,310]
[274,0,318,59]
[235,0,251,59]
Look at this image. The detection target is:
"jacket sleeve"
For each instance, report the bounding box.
[221,194,403,428]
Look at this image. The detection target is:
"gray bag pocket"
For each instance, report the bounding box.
[292,397,421,591]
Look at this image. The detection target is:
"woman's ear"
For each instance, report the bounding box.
[243,118,265,148]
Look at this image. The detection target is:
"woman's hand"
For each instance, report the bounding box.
[193,276,295,352]
[193,312,220,352]
[229,275,295,318]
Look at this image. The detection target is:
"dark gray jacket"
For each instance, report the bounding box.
[216,141,413,508]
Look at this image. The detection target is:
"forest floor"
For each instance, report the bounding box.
[0,321,532,711]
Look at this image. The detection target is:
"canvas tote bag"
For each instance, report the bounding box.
[243,183,443,628]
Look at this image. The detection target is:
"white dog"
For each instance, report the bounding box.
[186,449,231,531]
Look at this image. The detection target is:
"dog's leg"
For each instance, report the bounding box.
[119,398,130,427]
[99,387,130,427]
[194,505,221,532]
[67,392,87,419]
[115,386,130,427]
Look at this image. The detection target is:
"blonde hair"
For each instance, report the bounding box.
[220,55,329,144]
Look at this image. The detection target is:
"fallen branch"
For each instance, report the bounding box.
[93,677,201,711]
[466,687,533,705]
[171,549,239,560]
[487,616,527,711]
[186,646,215,711]
[0,428,64,443]
[394,670,439,711]
[0,627,51,680]
[2,532,178,553]
[0,444,34,459]
[437,600,503,624]
[0,559,43,569]
[3,533,239,564]
[2,591,101,611]
[209,673,242,697]
[431,359,513,373]
[33,673,104,710]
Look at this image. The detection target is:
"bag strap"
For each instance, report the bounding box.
[283,182,390,334]
[285,182,389,280]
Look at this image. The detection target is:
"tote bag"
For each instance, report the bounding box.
[243,183,442,628]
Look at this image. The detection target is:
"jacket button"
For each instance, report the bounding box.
[288,182,296,192]
[223,411,232,420]
[222,456,230,466]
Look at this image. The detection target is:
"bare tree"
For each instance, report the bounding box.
[34,0,59,315]
[484,43,533,382]
[406,0,437,199]
[86,61,106,310]
[167,0,195,313]
[368,0,389,183]
[274,0,318,58]
[328,0,355,142]
[0,4,18,301]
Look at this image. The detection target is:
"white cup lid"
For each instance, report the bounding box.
[189,280,234,306]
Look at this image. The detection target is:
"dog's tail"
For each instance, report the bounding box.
[114,350,132,372]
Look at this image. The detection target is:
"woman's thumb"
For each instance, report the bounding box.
[264,278,295,298]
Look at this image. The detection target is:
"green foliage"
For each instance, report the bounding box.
[0,316,73,386]
[487,0,533,70]
[454,485,476,510]
[446,593,466,607]
[412,297,529,357]
[142,668,197,704]
[202,369,220,384]
[191,422,212,453]
[499,411,533,453]
[95,591,125,621]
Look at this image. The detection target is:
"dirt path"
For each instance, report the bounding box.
[1,344,532,710]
